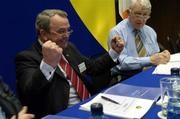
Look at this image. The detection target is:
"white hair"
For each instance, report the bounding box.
[129,0,151,11]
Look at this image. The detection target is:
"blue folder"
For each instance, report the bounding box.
[104,83,161,101]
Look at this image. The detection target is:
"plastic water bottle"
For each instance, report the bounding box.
[89,103,107,119]
[167,98,180,119]
[170,67,180,95]
[166,67,180,118]
[170,67,180,77]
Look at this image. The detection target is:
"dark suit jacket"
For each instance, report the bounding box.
[0,76,22,118]
[15,41,117,118]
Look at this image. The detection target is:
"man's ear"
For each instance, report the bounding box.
[127,9,131,15]
[39,29,48,42]
[122,9,130,19]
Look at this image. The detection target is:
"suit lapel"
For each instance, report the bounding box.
[55,67,67,79]
[63,48,80,74]
[33,41,43,57]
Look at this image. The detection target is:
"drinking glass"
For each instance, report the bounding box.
[160,77,180,117]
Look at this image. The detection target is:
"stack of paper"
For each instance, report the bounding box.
[152,54,180,75]
[80,84,160,118]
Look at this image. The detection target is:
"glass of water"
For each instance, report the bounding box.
[160,77,180,117]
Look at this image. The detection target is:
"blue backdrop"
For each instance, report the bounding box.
[0,0,105,92]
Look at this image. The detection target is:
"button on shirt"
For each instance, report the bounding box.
[108,19,160,70]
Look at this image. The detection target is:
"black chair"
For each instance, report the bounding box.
[110,66,142,83]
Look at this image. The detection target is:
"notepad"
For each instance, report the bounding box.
[80,93,154,119]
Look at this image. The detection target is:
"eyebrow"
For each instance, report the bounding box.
[58,27,70,30]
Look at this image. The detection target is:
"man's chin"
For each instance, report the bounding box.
[58,42,68,49]
[135,25,143,30]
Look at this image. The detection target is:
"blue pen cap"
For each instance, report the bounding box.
[170,68,180,76]
[90,103,103,116]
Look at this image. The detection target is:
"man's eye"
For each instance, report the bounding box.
[143,14,149,16]
[57,30,66,34]
[57,28,70,34]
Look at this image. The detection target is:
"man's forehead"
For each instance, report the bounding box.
[132,7,150,13]
[50,15,68,23]
[50,15,70,29]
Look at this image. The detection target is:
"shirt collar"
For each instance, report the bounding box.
[38,38,43,46]
[127,18,143,34]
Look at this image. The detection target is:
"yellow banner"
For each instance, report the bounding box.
[70,0,116,50]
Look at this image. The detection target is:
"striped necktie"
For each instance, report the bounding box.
[135,30,147,57]
[60,56,90,100]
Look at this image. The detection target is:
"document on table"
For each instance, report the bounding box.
[104,83,160,101]
[80,93,154,119]
[152,53,180,75]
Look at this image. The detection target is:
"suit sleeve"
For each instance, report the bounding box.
[67,43,117,76]
[15,51,50,95]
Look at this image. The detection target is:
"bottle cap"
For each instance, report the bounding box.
[90,103,103,115]
[170,68,180,76]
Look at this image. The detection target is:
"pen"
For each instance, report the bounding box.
[101,96,120,105]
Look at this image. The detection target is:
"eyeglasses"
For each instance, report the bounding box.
[131,11,150,20]
[50,28,73,38]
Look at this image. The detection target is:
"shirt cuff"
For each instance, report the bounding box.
[139,57,151,66]
[40,60,56,81]
[108,48,119,62]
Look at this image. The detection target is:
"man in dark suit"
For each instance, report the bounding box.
[15,9,124,118]
[0,76,34,119]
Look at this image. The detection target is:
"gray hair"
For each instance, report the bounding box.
[129,0,151,11]
[35,9,68,34]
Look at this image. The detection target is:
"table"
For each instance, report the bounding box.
[56,66,168,118]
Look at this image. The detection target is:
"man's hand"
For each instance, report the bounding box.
[42,40,63,68]
[150,50,170,65]
[11,106,35,119]
[160,50,171,62]
[111,36,124,54]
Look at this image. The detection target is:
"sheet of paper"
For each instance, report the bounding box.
[169,53,180,62]
[152,62,180,75]
[152,54,180,75]
[80,93,154,119]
